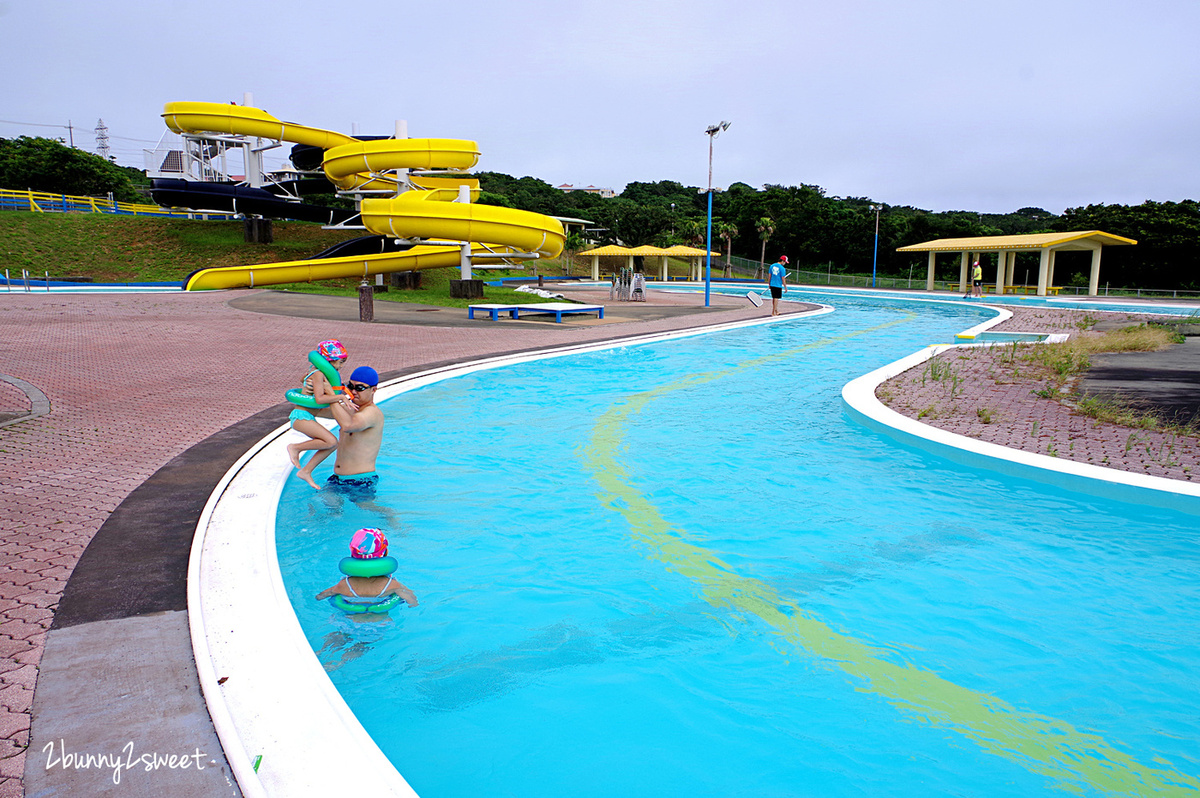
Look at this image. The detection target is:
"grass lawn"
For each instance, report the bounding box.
[0,211,701,306]
[270,268,569,309]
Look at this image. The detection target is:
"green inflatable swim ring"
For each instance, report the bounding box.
[330,593,403,614]
[328,555,403,614]
[338,556,398,578]
[285,350,343,410]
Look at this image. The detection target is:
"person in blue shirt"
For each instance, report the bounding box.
[767,255,789,315]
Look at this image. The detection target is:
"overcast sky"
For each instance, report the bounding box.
[3,0,1197,214]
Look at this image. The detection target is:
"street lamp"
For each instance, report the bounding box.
[703,121,730,307]
[869,204,882,288]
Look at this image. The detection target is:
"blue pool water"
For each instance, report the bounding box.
[276,291,1200,797]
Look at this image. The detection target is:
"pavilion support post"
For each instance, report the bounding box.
[959,252,970,294]
[1048,250,1058,289]
[591,255,599,281]
[925,252,936,291]
[1005,252,1016,290]
[1036,248,1051,296]
[660,256,668,281]
[626,255,634,274]
[1088,246,1102,296]
[994,251,1006,295]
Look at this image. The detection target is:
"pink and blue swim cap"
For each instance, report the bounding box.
[349,527,388,559]
[317,340,348,362]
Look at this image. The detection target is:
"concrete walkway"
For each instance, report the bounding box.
[0,286,802,797]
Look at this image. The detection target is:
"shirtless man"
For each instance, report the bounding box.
[326,366,385,506]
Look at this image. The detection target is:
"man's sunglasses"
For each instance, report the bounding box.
[345,382,373,392]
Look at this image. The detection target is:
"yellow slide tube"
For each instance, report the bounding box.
[163,102,564,291]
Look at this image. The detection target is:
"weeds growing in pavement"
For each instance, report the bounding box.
[1073,394,1199,438]
[976,407,994,424]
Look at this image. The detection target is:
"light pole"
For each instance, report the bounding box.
[703,121,730,307]
[869,204,882,288]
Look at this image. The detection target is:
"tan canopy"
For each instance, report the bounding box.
[897,230,1136,296]
[578,244,718,280]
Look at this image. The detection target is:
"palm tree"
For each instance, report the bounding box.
[756,216,775,279]
[682,219,706,247]
[562,231,586,276]
[716,221,738,277]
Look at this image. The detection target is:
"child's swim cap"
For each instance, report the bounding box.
[317,340,348,362]
[349,527,388,559]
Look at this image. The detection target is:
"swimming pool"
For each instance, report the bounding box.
[1,280,182,293]
[275,292,1200,796]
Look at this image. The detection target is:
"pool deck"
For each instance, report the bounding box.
[0,284,1196,796]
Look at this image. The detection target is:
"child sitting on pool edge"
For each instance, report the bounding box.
[288,339,347,489]
[316,527,418,621]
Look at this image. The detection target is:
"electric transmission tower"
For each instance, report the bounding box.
[95,119,111,161]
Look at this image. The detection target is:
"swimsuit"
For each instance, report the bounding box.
[290,370,322,424]
[326,472,379,502]
[338,576,394,604]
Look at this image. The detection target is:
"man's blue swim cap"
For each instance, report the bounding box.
[349,366,379,387]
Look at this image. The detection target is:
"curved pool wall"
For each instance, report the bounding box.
[190,311,822,798]
[842,344,1200,515]
[197,288,1200,797]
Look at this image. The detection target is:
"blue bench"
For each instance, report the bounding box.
[468,303,605,323]
[467,304,520,321]
[513,303,604,322]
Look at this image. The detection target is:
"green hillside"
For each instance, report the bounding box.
[0,212,364,282]
[0,211,594,307]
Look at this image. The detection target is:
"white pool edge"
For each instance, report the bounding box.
[188,309,829,797]
[841,344,1200,514]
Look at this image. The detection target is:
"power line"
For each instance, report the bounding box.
[0,118,70,129]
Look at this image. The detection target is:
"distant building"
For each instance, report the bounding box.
[556,183,615,199]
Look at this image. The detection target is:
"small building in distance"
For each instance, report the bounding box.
[556,183,616,198]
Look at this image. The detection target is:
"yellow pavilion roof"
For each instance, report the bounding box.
[578,244,718,257]
[897,230,1136,253]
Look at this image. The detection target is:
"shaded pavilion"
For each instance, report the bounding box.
[578,244,719,281]
[896,231,1137,297]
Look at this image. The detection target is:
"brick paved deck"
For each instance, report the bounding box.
[878,306,1200,483]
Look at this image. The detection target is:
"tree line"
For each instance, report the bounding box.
[476,173,1199,289]
[0,136,147,204]
[3,135,1194,288]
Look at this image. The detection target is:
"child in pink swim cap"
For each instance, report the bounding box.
[316,528,418,618]
[287,340,349,490]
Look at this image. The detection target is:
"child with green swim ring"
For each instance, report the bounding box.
[316,528,418,619]
[287,339,348,489]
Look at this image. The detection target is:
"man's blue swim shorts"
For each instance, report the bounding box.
[326,472,379,502]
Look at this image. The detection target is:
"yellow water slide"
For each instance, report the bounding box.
[161,102,565,291]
